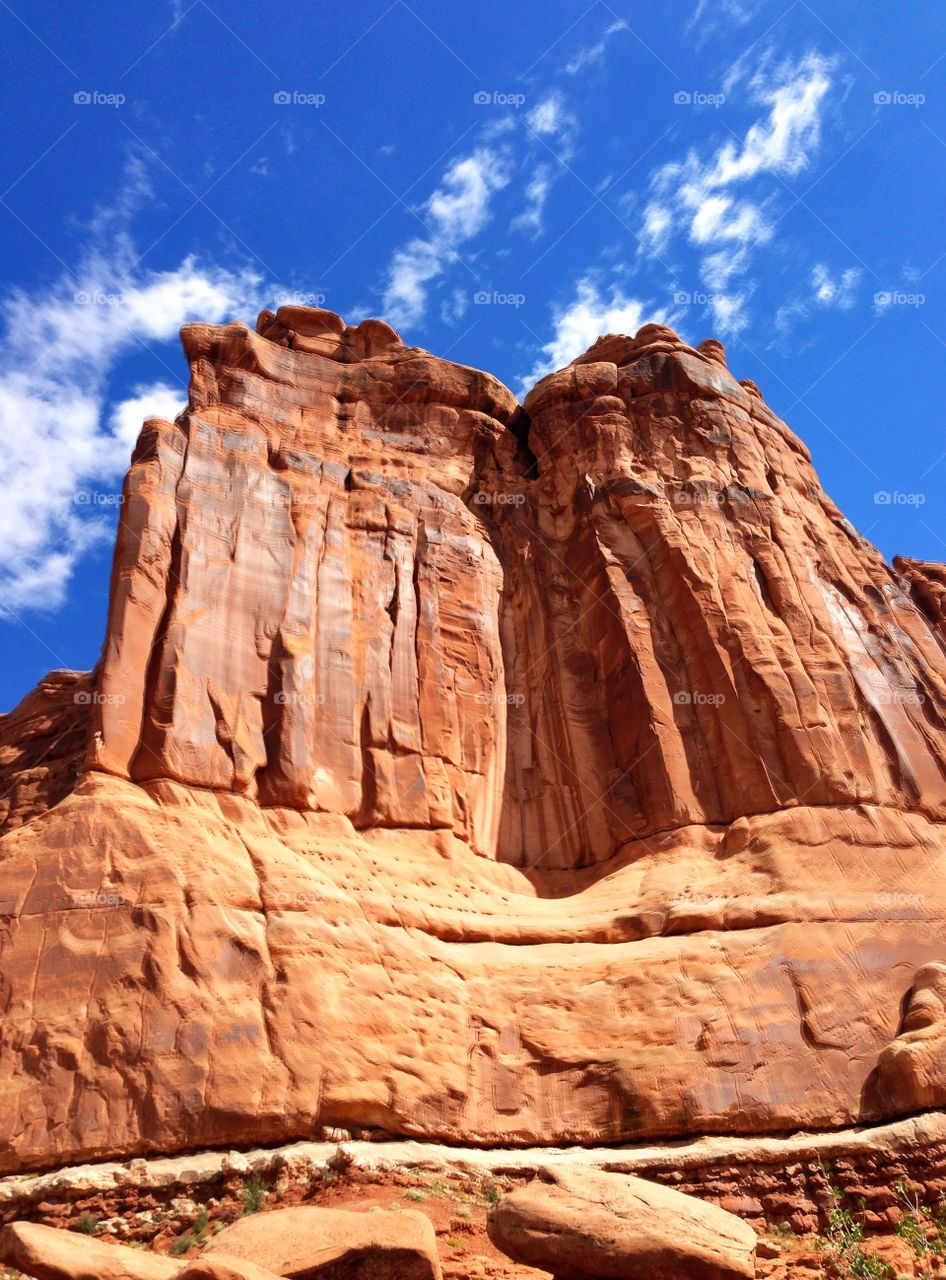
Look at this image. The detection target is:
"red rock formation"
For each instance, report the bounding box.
[91,309,519,854]
[2,307,946,1174]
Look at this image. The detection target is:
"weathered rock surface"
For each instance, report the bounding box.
[488,1167,756,1279]
[0,670,92,835]
[0,1220,182,1280]
[204,1204,441,1279]
[2,308,946,1173]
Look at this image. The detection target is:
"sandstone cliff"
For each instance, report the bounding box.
[2,307,946,1174]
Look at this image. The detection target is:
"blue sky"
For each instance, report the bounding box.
[0,0,943,711]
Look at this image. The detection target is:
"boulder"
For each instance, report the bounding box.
[487,1167,756,1280]
[0,1220,183,1280]
[204,1205,441,1279]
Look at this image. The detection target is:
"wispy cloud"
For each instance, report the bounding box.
[641,50,836,334]
[564,20,628,76]
[525,92,576,148]
[687,0,761,41]
[381,147,511,330]
[776,262,862,332]
[382,93,579,325]
[511,166,554,237]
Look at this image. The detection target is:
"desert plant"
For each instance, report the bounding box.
[171,1210,212,1256]
[73,1216,99,1235]
[242,1174,269,1216]
[894,1179,946,1279]
[817,1168,894,1280]
[403,1188,428,1202]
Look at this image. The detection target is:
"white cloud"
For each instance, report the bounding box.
[381,92,578,322]
[439,288,469,325]
[648,52,834,252]
[640,51,836,336]
[512,166,553,237]
[688,193,770,246]
[0,252,258,612]
[810,263,860,308]
[687,0,760,42]
[701,248,750,290]
[381,147,510,329]
[109,383,185,451]
[775,263,861,332]
[708,292,750,335]
[519,277,669,393]
[526,94,570,137]
[565,20,628,75]
[641,202,673,254]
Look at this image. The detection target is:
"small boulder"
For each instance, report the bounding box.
[487,1167,756,1280]
[205,1205,441,1279]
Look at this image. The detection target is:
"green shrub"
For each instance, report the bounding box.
[817,1166,893,1280]
[894,1179,946,1280]
[242,1174,269,1216]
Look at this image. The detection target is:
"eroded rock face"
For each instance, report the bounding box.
[91,310,520,856]
[486,326,946,865]
[2,308,946,1173]
[0,670,93,835]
